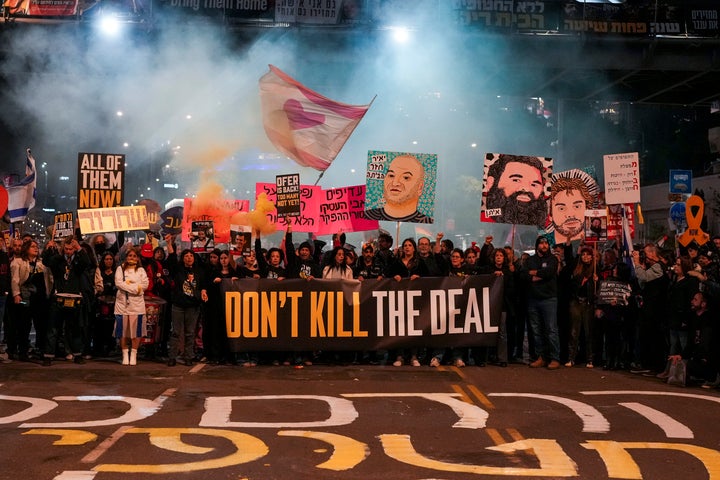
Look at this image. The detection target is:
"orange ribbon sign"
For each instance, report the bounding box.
[677,194,709,247]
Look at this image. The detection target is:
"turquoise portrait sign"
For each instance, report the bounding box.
[364,150,437,224]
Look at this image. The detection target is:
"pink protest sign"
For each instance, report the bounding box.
[255,183,322,232]
[181,198,250,243]
[316,185,379,236]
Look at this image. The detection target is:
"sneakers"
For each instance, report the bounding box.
[701,375,720,389]
[547,360,561,370]
[73,355,86,365]
[656,371,670,379]
[167,358,177,367]
[630,364,651,374]
[586,362,594,369]
[529,357,546,368]
[430,357,441,368]
[392,357,403,367]
[564,361,574,368]
[454,358,466,368]
[411,357,421,367]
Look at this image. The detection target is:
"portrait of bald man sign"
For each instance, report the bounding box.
[364,150,437,224]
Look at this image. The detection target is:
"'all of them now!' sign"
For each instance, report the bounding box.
[77,153,125,209]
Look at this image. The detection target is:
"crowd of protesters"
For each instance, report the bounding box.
[0,226,718,389]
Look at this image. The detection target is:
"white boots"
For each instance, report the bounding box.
[122,348,138,366]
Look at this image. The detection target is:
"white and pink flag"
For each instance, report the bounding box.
[259,65,372,171]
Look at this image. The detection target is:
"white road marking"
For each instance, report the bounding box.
[582,390,720,405]
[618,402,693,439]
[200,395,359,428]
[53,471,97,480]
[345,393,488,429]
[81,425,133,463]
[489,393,610,433]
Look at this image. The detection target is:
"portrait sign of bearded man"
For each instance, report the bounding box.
[481,153,552,227]
[546,169,600,244]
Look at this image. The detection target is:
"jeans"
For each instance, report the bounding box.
[568,299,594,363]
[168,304,201,361]
[668,329,688,356]
[527,297,560,362]
[45,302,84,358]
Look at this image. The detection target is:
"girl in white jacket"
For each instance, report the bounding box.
[114,248,149,365]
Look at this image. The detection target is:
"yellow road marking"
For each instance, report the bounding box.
[93,428,268,473]
[278,430,369,470]
[450,384,472,404]
[466,384,495,410]
[506,428,525,442]
[380,435,578,476]
[23,429,97,445]
[485,428,506,446]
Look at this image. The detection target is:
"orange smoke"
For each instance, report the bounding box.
[230,192,277,236]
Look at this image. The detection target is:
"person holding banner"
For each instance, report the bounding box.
[322,246,354,280]
[286,230,322,281]
[255,228,290,280]
[476,248,514,368]
[114,247,149,366]
[353,243,384,280]
[204,250,239,365]
[166,244,209,367]
[417,233,447,276]
[386,238,429,367]
[429,248,478,369]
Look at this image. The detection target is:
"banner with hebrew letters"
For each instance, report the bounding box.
[316,185,379,235]
[78,205,149,235]
[603,152,640,205]
[256,182,322,232]
[53,212,74,240]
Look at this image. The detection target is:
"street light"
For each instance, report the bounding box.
[41,162,48,189]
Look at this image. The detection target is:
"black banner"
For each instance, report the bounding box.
[451,0,561,32]
[223,275,503,352]
[686,1,720,36]
[146,0,718,38]
[77,152,125,209]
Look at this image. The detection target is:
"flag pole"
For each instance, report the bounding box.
[314,170,324,186]
[396,221,401,246]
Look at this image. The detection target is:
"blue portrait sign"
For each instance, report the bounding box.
[669,202,686,231]
[669,170,692,194]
